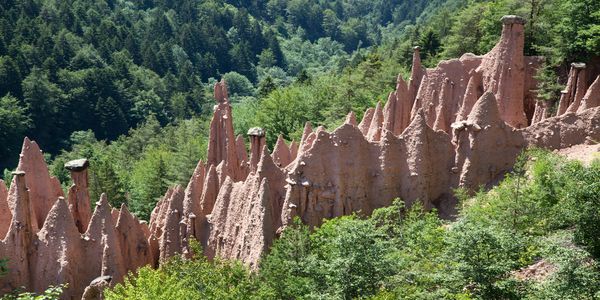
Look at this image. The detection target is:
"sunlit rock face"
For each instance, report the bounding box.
[0,15,599,299]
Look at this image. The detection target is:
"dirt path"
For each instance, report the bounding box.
[555,143,600,166]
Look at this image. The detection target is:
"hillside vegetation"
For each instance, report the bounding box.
[0,0,439,170]
[103,150,600,299]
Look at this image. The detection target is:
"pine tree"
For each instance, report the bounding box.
[0,56,22,98]
[95,96,129,140]
[258,76,277,97]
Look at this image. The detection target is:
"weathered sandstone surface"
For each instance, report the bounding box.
[0,16,599,299]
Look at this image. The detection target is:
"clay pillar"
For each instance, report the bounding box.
[0,180,10,239]
[499,15,527,128]
[247,127,266,172]
[11,170,33,241]
[408,46,423,104]
[566,63,587,114]
[578,75,600,112]
[479,15,527,128]
[5,170,35,289]
[65,159,91,233]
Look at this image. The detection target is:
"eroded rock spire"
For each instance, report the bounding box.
[17,138,64,229]
[478,15,528,128]
[65,158,91,233]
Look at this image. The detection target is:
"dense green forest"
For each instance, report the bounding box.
[102,150,600,299]
[0,0,440,171]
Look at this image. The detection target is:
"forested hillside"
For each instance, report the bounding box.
[0,0,439,171]
[2,0,595,221]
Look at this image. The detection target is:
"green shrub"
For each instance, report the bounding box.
[1,285,65,300]
[0,258,7,277]
[259,215,395,299]
[572,160,600,259]
[446,221,527,299]
[258,218,317,299]
[309,216,395,299]
[378,202,457,299]
[105,241,261,300]
[527,231,600,300]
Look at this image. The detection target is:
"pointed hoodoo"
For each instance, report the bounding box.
[182,160,205,243]
[148,190,171,265]
[17,137,64,230]
[578,75,600,112]
[408,46,424,103]
[183,161,205,217]
[478,15,527,128]
[367,101,384,142]
[115,204,151,272]
[558,63,587,114]
[409,72,428,122]
[86,194,118,240]
[433,78,452,132]
[557,64,576,115]
[98,231,126,288]
[457,71,483,121]
[344,111,357,126]
[235,135,248,164]
[39,197,79,238]
[7,171,35,236]
[257,145,286,229]
[0,180,10,239]
[206,79,242,180]
[214,79,229,104]
[393,76,412,134]
[382,76,412,135]
[248,127,266,172]
[257,146,274,175]
[247,178,275,269]
[2,171,35,290]
[85,194,118,242]
[531,100,550,125]
[383,92,397,133]
[235,135,249,178]
[403,109,429,138]
[358,108,374,136]
[272,135,292,168]
[159,185,184,263]
[289,140,299,161]
[34,197,81,298]
[299,122,314,154]
[456,91,525,190]
[200,164,219,215]
[203,176,234,260]
[399,109,440,210]
[65,158,91,233]
[467,91,503,127]
[299,122,313,146]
